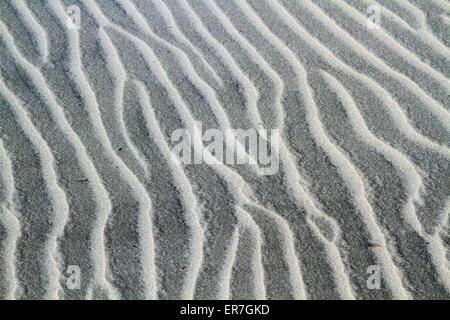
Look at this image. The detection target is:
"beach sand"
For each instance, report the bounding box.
[0,0,448,299]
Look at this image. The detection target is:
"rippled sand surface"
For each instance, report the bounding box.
[0,0,449,299]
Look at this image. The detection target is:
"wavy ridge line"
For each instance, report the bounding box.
[186,0,343,299]
[115,0,222,86]
[83,0,275,299]
[49,0,159,299]
[360,0,450,61]
[393,0,428,29]
[143,0,223,86]
[185,0,310,299]
[321,70,450,295]
[426,198,450,293]
[178,0,263,125]
[97,0,258,169]
[295,0,450,131]
[232,0,412,299]
[201,0,356,298]
[267,0,450,155]
[0,17,118,300]
[319,69,424,233]
[0,138,21,300]
[135,81,204,300]
[330,0,450,87]
[9,0,440,296]
[97,28,149,177]
[90,0,294,300]
[210,0,355,299]
[235,207,266,299]
[10,0,48,63]
[0,74,70,299]
[216,226,240,299]
[197,0,285,130]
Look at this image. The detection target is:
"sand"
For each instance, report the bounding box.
[0,0,448,300]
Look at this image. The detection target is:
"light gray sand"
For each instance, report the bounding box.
[0,0,448,300]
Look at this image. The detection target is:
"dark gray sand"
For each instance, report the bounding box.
[0,0,448,299]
